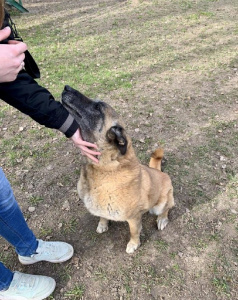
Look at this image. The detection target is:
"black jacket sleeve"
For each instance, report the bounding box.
[0,71,79,138]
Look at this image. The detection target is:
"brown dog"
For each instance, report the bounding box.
[62,85,174,253]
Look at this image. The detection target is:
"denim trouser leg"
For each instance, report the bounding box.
[0,168,38,290]
[0,263,13,291]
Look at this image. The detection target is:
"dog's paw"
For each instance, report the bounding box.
[96,222,109,234]
[126,241,140,254]
[157,217,169,230]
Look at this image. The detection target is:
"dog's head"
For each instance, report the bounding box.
[61,85,128,157]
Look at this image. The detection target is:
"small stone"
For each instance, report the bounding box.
[72,257,80,267]
[135,128,140,132]
[58,223,63,229]
[28,206,36,212]
[62,200,70,211]
[185,208,190,214]
[219,156,226,161]
[4,245,10,251]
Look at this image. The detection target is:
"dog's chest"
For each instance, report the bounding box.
[77,173,126,221]
[81,193,123,220]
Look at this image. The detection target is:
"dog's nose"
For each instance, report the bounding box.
[64,85,73,92]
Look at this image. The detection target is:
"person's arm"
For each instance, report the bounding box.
[0,27,100,162]
[0,71,101,162]
[0,27,73,135]
[0,70,78,136]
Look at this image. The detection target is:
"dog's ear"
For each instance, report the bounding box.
[106,125,128,155]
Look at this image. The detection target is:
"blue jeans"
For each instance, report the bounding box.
[0,168,38,291]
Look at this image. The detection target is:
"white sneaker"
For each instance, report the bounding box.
[18,239,74,265]
[0,271,56,300]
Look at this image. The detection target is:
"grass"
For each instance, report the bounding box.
[62,218,78,234]
[193,238,208,253]
[212,277,230,295]
[0,135,54,167]
[212,253,234,296]
[154,240,169,252]
[0,104,12,118]
[29,195,44,206]
[64,285,85,299]
[58,265,73,283]
[39,227,53,238]
[94,268,108,281]
[15,0,236,99]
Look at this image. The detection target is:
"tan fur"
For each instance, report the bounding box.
[149,148,164,170]
[77,105,174,253]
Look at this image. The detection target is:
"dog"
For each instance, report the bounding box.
[62,85,174,253]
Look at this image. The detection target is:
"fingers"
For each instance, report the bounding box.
[16,60,25,74]
[71,128,99,149]
[8,40,20,44]
[78,145,101,156]
[77,140,99,149]
[78,145,100,163]
[8,40,27,55]
[14,42,28,55]
[70,129,101,163]
[0,27,11,42]
[0,28,27,53]
[83,152,99,163]
[18,53,25,64]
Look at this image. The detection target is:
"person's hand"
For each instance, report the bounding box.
[70,129,101,163]
[0,27,28,83]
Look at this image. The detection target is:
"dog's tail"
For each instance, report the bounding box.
[149,148,164,171]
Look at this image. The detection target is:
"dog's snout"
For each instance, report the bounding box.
[64,85,73,92]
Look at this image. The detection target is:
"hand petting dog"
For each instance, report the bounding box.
[71,128,101,163]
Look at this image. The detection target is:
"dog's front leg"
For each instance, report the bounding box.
[126,217,142,254]
[96,217,109,233]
